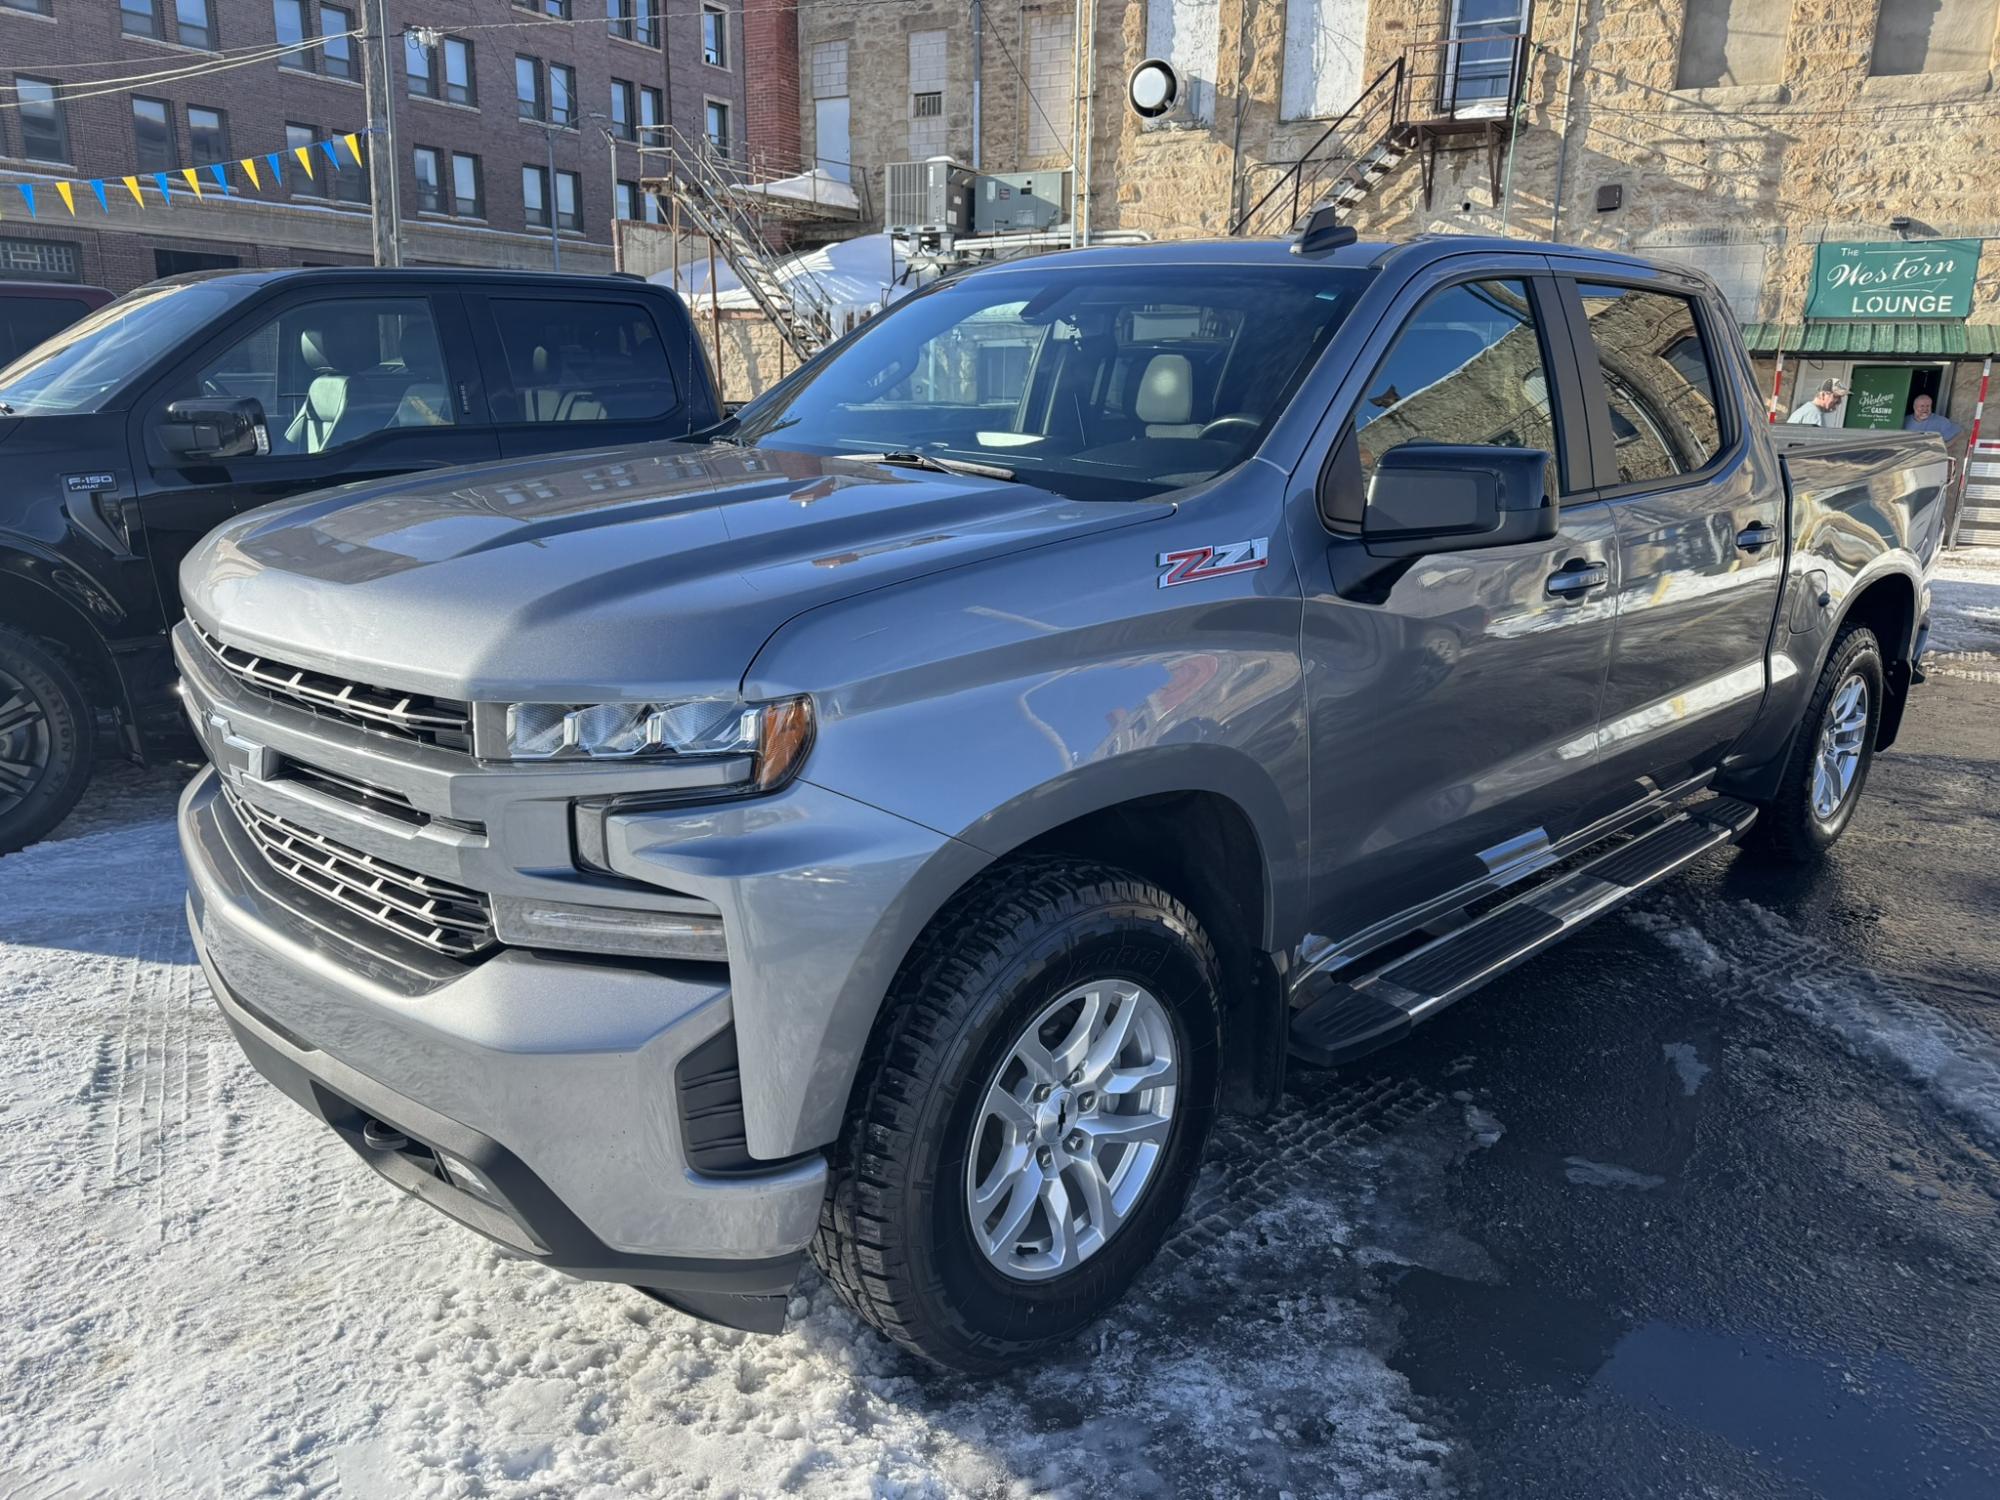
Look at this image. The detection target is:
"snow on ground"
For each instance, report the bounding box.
[0,803,1450,1499]
[1929,550,2000,658]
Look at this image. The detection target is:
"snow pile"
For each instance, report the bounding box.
[1929,551,2000,658]
[736,168,861,213]
[654,232,913,321]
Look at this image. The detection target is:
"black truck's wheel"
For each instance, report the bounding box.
[1749,624,1884,861]
[0,627,95,856]
[813,858,1221,1372]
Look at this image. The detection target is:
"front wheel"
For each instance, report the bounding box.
[813,859,1221,1372]
[1748,623,1884,861]
[0,627,96,856]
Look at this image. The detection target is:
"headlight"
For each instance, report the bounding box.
[485,695,815,791]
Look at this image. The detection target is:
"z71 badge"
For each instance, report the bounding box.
[1157,537,1269,589]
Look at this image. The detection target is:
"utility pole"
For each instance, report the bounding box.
[362,0,402,266]
[544,126,561,270]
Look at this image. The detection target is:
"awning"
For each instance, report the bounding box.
[1741,322,2000,357]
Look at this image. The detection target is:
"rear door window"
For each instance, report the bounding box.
[488,298,680,424]
[1573,283,1722,486]
[0,296,92,366]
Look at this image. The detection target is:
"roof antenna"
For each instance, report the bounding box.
[1292,205,1358,256]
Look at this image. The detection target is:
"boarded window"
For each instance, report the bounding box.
[1870,0,1997,75]
[1145,0,1219,123]
[908,29,948,157]
[1676,0,1785,88]
[1025,10,1076,157]
[1281,0,1368,120]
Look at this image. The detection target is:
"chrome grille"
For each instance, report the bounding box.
[192,622,473,751]
[222,785,495,958]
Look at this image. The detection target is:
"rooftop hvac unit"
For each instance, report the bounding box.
[971,171,1072,235]
[884,158,975,245]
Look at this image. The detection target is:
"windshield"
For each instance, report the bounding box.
[730,262,1377,500]
[0,281,237,415]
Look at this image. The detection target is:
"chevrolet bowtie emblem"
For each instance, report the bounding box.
[207,712,275,784]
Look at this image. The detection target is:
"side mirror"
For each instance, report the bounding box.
[1361,443,1556,556]
[160,397,267,462]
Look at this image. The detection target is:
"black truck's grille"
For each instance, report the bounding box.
[222,785,495,958]
[192,622,473,752]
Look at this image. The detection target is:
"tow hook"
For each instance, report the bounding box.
[360,1118,411,1153]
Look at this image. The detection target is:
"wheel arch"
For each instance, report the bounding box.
[0,559,125,713]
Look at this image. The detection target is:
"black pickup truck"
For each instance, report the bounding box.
[0,267,719,851]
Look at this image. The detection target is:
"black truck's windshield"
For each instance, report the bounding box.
[729,263,1377,501]
[0,281,236,416]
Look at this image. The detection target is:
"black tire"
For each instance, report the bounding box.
[1747,624,1884,862]
[813,858,1222,1372]
[0,627,95,856]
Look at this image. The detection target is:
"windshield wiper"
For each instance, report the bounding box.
[847,450,1016,481]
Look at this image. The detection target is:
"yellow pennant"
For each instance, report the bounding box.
[55,181,76,215]
[343,132,364,166]
[294,145,315,179]
[122,175,145,207]
[239,157,261,191]
[181,167,203,199]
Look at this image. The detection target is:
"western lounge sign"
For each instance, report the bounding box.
[1808,239,1982,320]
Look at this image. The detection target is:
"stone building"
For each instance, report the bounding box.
[0,0,747,293]
[751,0,2000,441]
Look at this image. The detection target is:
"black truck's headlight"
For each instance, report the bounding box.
[484,696,814,790]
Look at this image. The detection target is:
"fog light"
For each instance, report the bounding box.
[437,1151,500,1203]
[490,894,729,961]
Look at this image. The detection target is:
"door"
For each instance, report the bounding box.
[815,96,852,182]
[1562,274,1786,802]
[1445,0,1528,116]
[1295,272,1623,948]
[465,291,691,459]
[132,287,495,612]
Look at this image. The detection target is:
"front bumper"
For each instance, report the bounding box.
[181,768,827,1330]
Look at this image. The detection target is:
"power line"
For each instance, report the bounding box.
[980,0,1074,168]
[0,35,348,108]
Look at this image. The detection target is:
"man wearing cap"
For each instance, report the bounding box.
[1787,378,1849,425]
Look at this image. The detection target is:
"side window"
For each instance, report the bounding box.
[0,297,90,365]
[1575,283,1721,486]
[490,298,680,423]
[185,297,455,456]
[1353,278,1561,493]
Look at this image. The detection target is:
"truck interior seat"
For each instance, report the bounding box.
[1135,353,1207,439]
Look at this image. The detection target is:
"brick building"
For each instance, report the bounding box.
[0,0,747,292]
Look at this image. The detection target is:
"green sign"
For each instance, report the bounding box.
[1809,239,1981,320]
[1844,365,1913,430]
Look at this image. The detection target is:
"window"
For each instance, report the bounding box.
[1,0,56,15]
[188,106,229,165]
[1677,0,1785,88]
[1575,283,1722,486]
[1144,0,1218,123]
[452,152,483,216]
[490,299,679,423]
[615,180,637,221]
[0,237,80,280]
[154,248,238,276]
[523,164,549,226]
[406,34,436,96]
[186,297,455,456]
[332,134,369,204]
[274,0,311,68]
[132,98,175,174]
[639,85,663,136]
[516,56,545,120]
[1872,0,1997,75]
[516,0,568,14]
[702,5,727,66]
[121,0,164,39]
[318,6,355,76]
[549,63,576,127]
[704,100,730,155]
[286,122,318,194]
[1352,279,1561,493]
[913,91,943,118]
[17,79,69,164]
[408,36,470,103]
[555,169,580,231]
[413,146,443,213]
[1281,0,1365,120]
[610,79,636,140]
[441,37,474,104]
[608,0,659,47]
[176,0,215,48]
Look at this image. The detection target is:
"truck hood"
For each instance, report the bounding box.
[182,442,1172,700]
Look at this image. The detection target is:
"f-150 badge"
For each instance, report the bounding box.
[1157,537,1269,588]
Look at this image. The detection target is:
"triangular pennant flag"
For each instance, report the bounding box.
[239,157,261,191]
[343,132,364,166]
[122,175,144,207]
[20,184,35,217]
[90,179,109,213]
[154,171,173,204]
[319,140,341,170]
[265,151,284,185]
[181,167,203,199]
[55,182,75,216]
[208,163,230,194]
[294,145,315,179]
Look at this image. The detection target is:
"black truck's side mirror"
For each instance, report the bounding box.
[160,397,267,461]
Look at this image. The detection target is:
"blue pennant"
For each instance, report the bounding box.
[154,171,173,203]
[89,179,109,212]
[319,140,341,169]
[20,184,35,217]
[265,151,284,184]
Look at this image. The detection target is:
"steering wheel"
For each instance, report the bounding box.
[1197,414,1262,442]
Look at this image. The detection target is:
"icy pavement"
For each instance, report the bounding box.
[0,805,1454,1499]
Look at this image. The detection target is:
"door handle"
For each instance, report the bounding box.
[1736,522,1778,553]
[1546,559,1608,598]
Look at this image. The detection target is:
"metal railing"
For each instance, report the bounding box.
[1231,57,1406,238]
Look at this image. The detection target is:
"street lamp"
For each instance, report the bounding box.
[527,107,611,272]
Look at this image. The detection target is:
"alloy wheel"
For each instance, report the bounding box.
[0,667,51,816]
[1810,671,1870,823]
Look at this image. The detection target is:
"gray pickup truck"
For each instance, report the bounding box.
[176,232,1946,1371]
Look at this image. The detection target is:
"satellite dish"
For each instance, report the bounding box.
[1128,58,1179,119]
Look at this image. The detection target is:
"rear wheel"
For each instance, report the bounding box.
[813,859,1221,1372]
[0,627,95,856]
[1748,624,1883,861]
